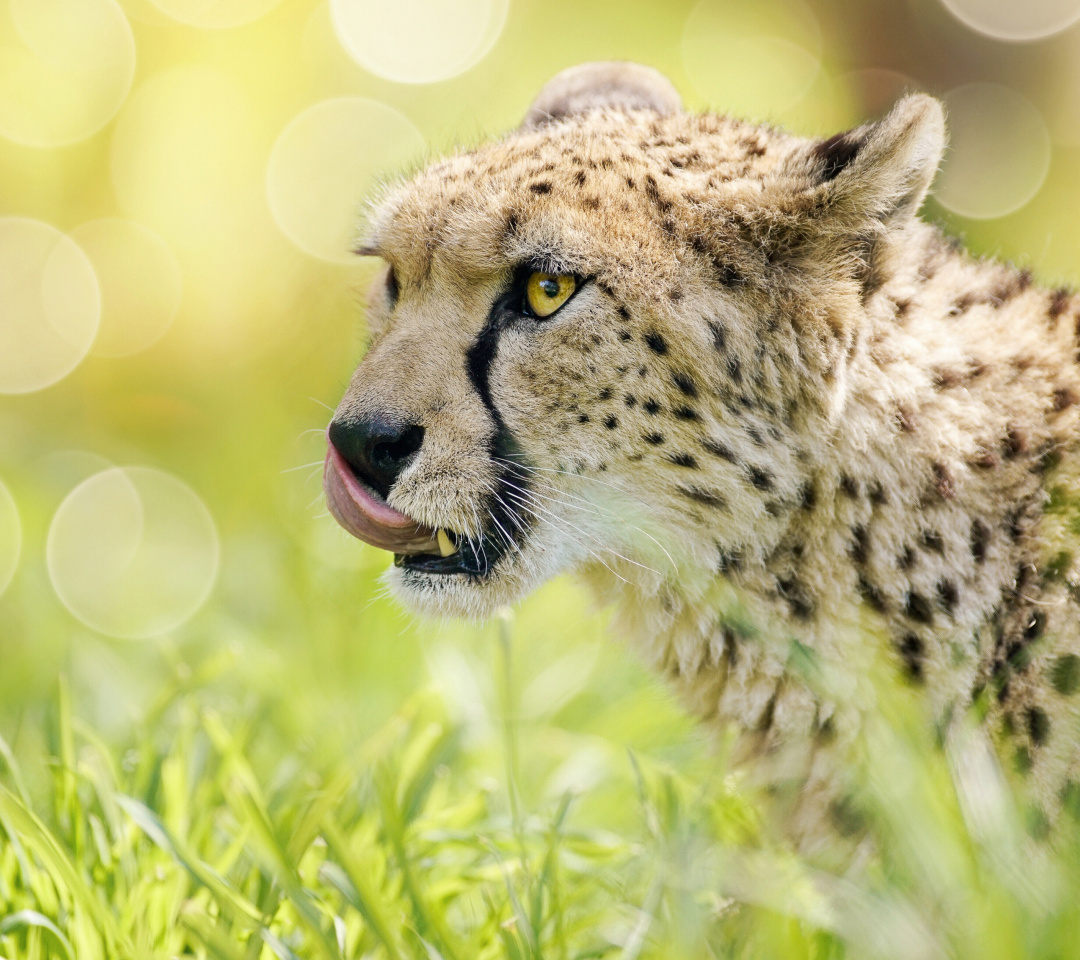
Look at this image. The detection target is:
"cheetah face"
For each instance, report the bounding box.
[324,63,945,619]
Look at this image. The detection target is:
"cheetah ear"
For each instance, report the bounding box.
[522,62,682,129]
[806,93,946,227]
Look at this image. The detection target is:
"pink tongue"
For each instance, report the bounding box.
[323,446,438,554]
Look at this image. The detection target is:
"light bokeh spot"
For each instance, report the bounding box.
[682,0,822,119]
[0,479,21,598]
[110,66,258,248]
[0,218,100,395]
[71,219,183,358]
[147,0,283,29]
[48,467,219,639]
[936,83,1051,220]
[267,98,425,263]
[940,0,1080,41]
[329,0,508,84]
[0,0,135,148]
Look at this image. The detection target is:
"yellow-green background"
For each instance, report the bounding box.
[3,1,1080,957]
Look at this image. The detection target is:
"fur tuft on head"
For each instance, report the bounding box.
[521,61,682,129]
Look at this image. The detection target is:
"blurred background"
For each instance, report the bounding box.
[3,0,1080,956]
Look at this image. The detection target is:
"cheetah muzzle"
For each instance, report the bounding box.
[325,61,1080,843]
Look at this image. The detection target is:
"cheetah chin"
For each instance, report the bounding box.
[326,61,1080,842]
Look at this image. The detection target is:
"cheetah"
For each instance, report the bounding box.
[324,62,1080,846]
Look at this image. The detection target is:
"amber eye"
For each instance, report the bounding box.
[525,271,576,318]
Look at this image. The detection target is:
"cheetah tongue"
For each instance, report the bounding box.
[323,445,438,554]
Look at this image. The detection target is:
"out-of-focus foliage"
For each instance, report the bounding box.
[3,0,1080,956]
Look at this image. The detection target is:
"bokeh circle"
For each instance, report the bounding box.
[940,0,1080,42]
[682,0,822,118]
[0,0,135,148]
[0,479,21,598]
[267,98,425,263]
[936,83,1051,220]
[0,218,100,395]
[47,467,219,639]
[329,0,508,84]
[146,0,283,29]
[70,219,183,357]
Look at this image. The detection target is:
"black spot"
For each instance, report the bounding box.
[777,576,814,620]
[898,546,916,570]
[727,357,742,383]
[673,406,700,421]
[717,549,743,573]
[643,432,665,445]
[747,466,773,491]
[971,520,990,564]
[800,482,817,511]
[701,438,737,462]
[920,531,945,555]
[668,452,698,468]
[1027,707,1050,746]
[624,394,637,407]
[678,485,726,508]
[644,331,668,355]
[899,634,925,681]
[577,413,590,424]
[643,399,661,415]
[707,320,726,352]
[858,575,887,613]
[932,461,955,500]
[1004,426,1027,459]
[850,525,869,565]
[618,330,633,342]
[839,474,859,499]
[1051,654,1080,695]
[573,170,586,187]
[598,387,612,401]
[604,414,618,430]
[936,579,959,615]
[713,260,743,287]
[672,371,698,397]
[868,481,887,506]
[617,305,631,321]
[643,174,673,213]
[905,592,933,625]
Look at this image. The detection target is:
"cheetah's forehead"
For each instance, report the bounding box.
[364,109,801,290]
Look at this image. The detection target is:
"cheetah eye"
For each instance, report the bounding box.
[524,271,576,318]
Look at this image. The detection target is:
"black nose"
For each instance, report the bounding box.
[328,416,425,499]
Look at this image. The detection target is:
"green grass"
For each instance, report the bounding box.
[3,586,1080,959]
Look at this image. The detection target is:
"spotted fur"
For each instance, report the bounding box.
[333,63,1080,848]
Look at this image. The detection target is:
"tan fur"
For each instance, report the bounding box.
[333,63,1080,846]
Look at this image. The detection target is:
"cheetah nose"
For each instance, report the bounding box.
[327,415,425,500]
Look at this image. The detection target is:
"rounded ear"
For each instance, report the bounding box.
[806,93,947,226]
[522,61,682,129]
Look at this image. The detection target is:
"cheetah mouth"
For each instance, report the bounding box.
[323,444,526,579]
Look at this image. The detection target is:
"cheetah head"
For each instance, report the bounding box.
[324,62,946,619]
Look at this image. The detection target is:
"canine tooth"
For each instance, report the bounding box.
[437,528,457,557]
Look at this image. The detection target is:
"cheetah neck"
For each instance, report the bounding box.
[581,224,1080,742]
